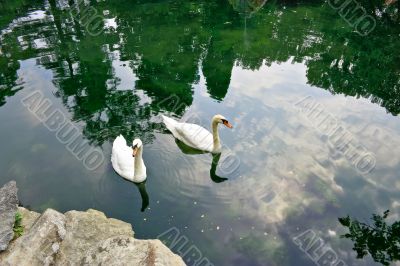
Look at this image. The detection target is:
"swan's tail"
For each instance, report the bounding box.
[161,115,179,133]
[113,134,127,148]
[111,135,126,166]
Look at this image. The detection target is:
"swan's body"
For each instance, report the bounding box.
[111,135,146,183]
[162,114,233,153]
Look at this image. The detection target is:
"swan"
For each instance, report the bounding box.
[161,114,233,153]
[111,135,146,183]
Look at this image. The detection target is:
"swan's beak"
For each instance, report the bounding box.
[132,145,138,157]
[223,120,233,129]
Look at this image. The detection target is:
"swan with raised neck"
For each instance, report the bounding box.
[211,114,232,152]
[161,114,233,153]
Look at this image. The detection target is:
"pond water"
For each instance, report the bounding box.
[0,0,399,265]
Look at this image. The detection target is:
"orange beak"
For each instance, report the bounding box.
[132,145,138,157]
[223,121,233,129]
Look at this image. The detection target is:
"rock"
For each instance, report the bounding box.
[0,200,185,265]
[0,180,18,251]
[0,209,66,266]
[17,207,40,231]
[56,209,134,265]
[82,235,186,266]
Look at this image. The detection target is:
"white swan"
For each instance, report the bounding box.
[111,135,146,183]
[161,114,233,153]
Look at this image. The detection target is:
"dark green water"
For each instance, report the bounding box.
[0,0,399,265]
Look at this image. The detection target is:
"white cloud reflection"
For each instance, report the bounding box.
[152,59,400,265]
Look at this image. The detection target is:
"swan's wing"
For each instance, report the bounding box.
[162,115,214,152]
[111,135,135,179]
[175,123,214,152]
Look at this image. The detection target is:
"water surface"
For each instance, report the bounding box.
[0,0,399,265]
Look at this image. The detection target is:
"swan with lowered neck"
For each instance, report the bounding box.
[111,135,146,183]
[161,114,233,153]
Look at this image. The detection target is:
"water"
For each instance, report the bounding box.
[0,0,399,265]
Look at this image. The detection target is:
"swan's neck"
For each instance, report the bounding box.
[212,120,221,151]
[134,147,145,177]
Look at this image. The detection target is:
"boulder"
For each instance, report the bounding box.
[0,203,185,265]
[82,235,186,266]
[0,180,18,251]
[56,209,134,265]
[0,208,66,266]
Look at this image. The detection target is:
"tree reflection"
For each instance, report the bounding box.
[229,0,268,17]
[339,210,400,265]
[203,38,235,101]
[0,59,21,106]
[0,0,399,148]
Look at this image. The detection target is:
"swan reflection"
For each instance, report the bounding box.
[120,178,149,212]
[210,153,229,183]
[175,139,229,183]
[134,181,149,212]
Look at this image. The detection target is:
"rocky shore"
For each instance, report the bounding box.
[0,181,185,266]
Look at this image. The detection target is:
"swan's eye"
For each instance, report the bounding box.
[221,119,227,124]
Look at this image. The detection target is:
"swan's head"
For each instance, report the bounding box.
[132,138,143,156]
[213,114,233,129]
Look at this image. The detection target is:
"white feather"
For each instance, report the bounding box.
[162,115,223,153]
[111,135,146,183]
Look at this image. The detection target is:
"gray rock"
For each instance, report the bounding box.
[56,209,134,265]
[0,208,66,266]
[0,206,185,266]
[0,180,18,251]
[82,235,186,266]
